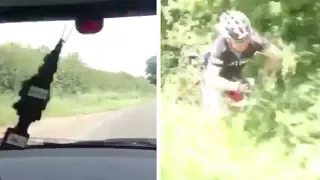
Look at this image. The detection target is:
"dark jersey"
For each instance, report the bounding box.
[203,31,270,80]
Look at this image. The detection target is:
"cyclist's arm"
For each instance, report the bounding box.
[203,53,239,91]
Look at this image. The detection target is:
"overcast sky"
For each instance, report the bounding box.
[0,15,157,77]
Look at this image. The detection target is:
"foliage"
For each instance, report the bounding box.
[0,91,152,125]
[0,42,155,124]
[161,0,320,179]
[146,55,157,85]
[0,42,155,95]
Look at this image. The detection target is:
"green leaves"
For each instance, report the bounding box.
[146,56,157,85]
[0,42,155,95]
[162,0,320,146]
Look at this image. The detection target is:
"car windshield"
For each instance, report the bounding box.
[0,16,156,144]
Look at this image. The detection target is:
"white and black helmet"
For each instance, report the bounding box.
[215,10,252,40]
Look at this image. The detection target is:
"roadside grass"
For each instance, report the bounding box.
[161,98,320,180]
[0,91,155,126]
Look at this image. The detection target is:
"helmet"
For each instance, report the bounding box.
[215,10,252,40]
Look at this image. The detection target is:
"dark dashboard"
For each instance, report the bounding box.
[0,148,156,180]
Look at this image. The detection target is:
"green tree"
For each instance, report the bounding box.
[145,55,157,85]
[0,42,155,95]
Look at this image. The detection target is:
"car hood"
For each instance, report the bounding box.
[0,137,79,145]
[0,137,156,145]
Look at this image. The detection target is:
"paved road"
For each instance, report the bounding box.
[78,102,157,140]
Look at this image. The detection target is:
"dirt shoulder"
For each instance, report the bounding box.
[0,112,111,139]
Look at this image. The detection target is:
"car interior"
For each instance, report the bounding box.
[0,0,156,179]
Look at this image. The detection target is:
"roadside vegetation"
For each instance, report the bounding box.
[0,42,155,125]
[161,0,320,179]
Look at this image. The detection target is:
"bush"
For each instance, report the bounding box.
[161,0,320,179]
[0,42,155,125]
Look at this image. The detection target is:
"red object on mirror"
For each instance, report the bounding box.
[76,19,103,34]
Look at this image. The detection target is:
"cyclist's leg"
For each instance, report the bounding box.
[201,84,228,118]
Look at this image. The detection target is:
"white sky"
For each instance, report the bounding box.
[0,15,157,77]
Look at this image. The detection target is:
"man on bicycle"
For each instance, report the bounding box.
[201,10,282,115]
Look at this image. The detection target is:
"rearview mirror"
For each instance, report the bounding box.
[75,18,104,34]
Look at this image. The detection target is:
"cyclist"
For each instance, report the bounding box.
[201,10,282,116]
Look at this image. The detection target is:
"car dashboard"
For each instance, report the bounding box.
[0,148,156,180]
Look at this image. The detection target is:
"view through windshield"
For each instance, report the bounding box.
[0,16,157,142]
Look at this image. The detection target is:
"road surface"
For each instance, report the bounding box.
[0,102,157,141]
[77,101,157,140]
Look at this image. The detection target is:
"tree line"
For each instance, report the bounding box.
[0,42,155,95]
